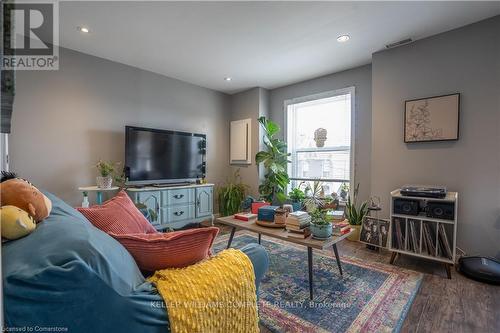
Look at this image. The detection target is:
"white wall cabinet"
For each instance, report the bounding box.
[230,118,252,164]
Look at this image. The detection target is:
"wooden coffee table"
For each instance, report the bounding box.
[216,216,353,300]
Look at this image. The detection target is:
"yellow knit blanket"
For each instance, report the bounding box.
[148,249,259,333]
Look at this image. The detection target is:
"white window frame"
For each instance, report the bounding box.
[284,86,356,190]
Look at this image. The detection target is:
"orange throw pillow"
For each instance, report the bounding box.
[77,190,157,235]
[109,227,219,271]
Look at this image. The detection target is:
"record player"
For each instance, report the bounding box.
[400,185,447,198]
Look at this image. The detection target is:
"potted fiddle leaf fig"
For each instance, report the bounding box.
[345,183,369,241]
[255,116,290,204]
[95,160,118,189]
[310,208,332,239]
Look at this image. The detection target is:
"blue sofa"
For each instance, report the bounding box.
[3,192,268,332]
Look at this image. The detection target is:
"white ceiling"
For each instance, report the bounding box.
[59,1,500,94]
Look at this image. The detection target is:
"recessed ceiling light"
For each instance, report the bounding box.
[77,26,90,33]
[337,34,350,43]
[224,77,232,82]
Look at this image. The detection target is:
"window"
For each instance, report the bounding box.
[286,88,354,196]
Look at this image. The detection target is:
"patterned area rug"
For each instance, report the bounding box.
[213,231,422,333]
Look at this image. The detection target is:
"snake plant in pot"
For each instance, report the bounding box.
[345,183,369,241]
[255,116,290,204]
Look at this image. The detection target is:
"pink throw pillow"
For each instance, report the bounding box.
[109,227,219,271]
[77,190,157,234]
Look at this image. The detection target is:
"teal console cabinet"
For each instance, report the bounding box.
[127,184,214,230]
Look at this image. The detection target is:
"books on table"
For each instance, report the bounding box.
[289,211,308,218]
[287,227,311,239]
[332,219,350,236]
[285,211,311,238]
[287,211,310,221]
[234,212,257,221]
[327,210,345,221]
[286,212,311,226]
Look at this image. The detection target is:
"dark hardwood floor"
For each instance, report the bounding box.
[211,223,500,333]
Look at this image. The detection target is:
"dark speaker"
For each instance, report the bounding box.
[393,198,420,216]
[427,202,454,220]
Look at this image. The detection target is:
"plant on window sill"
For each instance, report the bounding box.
[255,116,290,204]
[302,180,325,211]
[288,187,305,203]
[339,182,350,200]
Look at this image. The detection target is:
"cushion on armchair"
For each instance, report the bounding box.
[109,227,219,271]
[77,190,157,234]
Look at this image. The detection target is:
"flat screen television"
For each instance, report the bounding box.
[125,126,206,185]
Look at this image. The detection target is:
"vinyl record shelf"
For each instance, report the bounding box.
[389,189,458,279]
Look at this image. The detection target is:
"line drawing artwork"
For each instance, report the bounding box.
[405,100,444,141]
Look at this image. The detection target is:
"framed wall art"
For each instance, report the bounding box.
[404,93,460,143]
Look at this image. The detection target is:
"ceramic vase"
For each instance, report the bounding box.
[81,195,90,208]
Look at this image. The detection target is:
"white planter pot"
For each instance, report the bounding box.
[96,176,113,189]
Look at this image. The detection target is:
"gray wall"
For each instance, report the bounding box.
[228,88,261,197]
[11,47,230,206]
[269,65,373,201]
[371,16,500,257]
[228,87,269,197]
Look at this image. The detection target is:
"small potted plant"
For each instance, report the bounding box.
[345,183,369,241]
[288,187,305,212]
[309,209,332,239]
[339,183,350,201]
[321,193,340,210]
[217,169,249,216]
[95,160,117,189]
